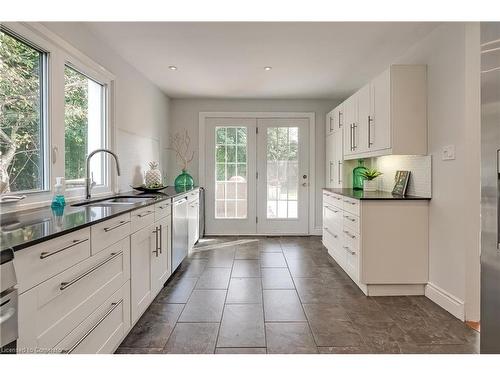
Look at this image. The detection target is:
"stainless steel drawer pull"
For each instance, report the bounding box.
[344,200,356,205]
[137,210,154,218]
[343,230,356,239]
[40,238,89,259]
[60,252,122,291]
[158,204,170,209]
[159,224,163,254]
[344,215,356,222]
[62,299,123,354]
[343,246,356,255]
[323,227,338,238]
[324,206,339,213]
[153,227,160,257]
[103,220,130,232]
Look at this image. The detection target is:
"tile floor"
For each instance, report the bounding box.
[116,236,479,354]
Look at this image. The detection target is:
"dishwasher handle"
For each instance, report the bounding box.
[174,197,188,206]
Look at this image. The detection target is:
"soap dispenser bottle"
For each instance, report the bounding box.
[51,177,66,208]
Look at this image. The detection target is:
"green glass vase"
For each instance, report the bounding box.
[352,159,367,190]
[174,169,194,190]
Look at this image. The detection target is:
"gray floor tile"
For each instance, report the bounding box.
[232,260,261,277]
[217,304,265,347]
[178,289,226,322]
[235,247,260,259]
[115,347,164,354]
[163,323,219,354]
[206,250,235,268]
[318,346,373,354]
[215,347,267,354]
[260,252,287,267]
[120,304,183,348]
[265,323,318,354]
[195,267,232,289]
[263,289,306,322]
[178,259,208,277]
[261,268,295,289]
[226,277,263,304]
[154,277,198,304]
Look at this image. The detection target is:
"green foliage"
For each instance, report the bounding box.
[360,168,382,181]
[64,66,88,180]
[0,29,42,193]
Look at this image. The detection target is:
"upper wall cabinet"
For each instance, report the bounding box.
[342,65,427,160]
[326,104,344,136]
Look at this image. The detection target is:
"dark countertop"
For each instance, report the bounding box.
[323,188,431,201]
[0,186,199,253]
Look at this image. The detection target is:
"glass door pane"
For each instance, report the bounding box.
[266,127,299,219]
[215,126,248,219]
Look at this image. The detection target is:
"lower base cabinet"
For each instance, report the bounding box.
[151,215,172,297]
[323,190,429,296]
[130,224,155,324]
[56,281,131,354]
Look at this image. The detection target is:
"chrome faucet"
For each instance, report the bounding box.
[86,149,121,199]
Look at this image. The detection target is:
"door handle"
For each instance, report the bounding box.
[368,115,374,147]
[329,161,333,182]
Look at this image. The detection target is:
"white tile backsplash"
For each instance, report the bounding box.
[373,155,432,197]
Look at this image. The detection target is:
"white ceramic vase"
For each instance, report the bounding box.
[363,179,378,192]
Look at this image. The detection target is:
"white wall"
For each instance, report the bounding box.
[168,98,339,231]
[42,22,171,192]
[394,23,481,321]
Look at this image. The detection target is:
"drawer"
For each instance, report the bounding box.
[155,199,172,221]
[323,204,343,230]
[91,213,131,255]
[14,228,91,294]
[343,227,359,253]
[343,196,360,216]
[187,189,200,203]
[345,246,359,282]
[343,212,360,234]
[56,280,130,354]
[323,191,343,209]
[130,205,155,233]
[17,238,130,351]
[323,228,345,269]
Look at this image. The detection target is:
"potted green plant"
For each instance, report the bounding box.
[361,168,382,192]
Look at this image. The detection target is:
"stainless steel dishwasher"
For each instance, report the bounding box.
[171,194,189,273]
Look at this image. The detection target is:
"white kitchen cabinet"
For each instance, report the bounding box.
[188,190,200,252]
[340,65,426,160]
[18,237,130,352]
[325,131,344,189]
[130,224,154,324]
[322,189,429,296]
[151,215,171,297]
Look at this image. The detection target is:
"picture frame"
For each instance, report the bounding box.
[392,170,411,196]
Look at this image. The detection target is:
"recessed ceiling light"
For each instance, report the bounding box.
[168,65,178,71]
[264,66,272,71]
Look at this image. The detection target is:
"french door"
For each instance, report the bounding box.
[204,116,310,235]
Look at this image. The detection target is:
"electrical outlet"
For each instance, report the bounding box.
[442,145,456,161]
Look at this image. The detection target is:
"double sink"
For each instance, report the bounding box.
[71,195,158,207]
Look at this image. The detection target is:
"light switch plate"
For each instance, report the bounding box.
[442,145,456,160]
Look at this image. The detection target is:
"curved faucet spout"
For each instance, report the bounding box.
[86,148,121,199]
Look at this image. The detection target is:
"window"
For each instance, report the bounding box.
[64,65,106,186]
[215,126,248,219]
[0,28,47,194]
[266,127,299,219]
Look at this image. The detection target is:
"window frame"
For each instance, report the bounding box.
[0,22,116,211]
[0,26,50,195]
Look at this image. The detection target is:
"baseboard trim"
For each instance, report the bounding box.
[425,282,465,321]
[366,284,425,296]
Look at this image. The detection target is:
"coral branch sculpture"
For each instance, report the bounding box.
[168,130,195,171]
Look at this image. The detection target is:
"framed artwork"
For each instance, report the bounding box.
[392,170,411,196]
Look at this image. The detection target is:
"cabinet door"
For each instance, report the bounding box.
[130,224,154,324]
[334,131,344,188]
[356,83,371,154]
[188,200,199,251]
[326,110,334,136]
[151,216,171,297]
[325,134,335,188]
[343,96,354,157]
[370,68,391,151]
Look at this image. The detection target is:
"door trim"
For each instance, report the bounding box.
[199,112,316,235]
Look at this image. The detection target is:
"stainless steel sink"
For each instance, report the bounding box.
[72,195,156,207]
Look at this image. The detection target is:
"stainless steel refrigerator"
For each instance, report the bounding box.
[481,22,500,353]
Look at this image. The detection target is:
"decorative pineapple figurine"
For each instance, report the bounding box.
[145,161,162,187]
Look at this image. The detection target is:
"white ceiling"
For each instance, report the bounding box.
[85,22,439,99]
